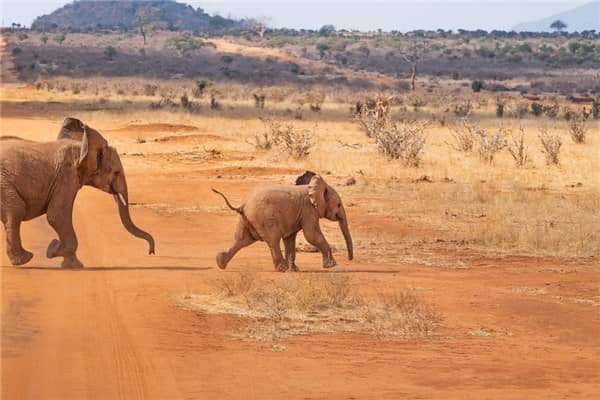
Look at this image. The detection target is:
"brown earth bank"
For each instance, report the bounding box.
[1,94,599,399]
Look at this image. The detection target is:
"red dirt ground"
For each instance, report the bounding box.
[1,117,599,399]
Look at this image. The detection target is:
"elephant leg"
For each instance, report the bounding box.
[2,209,33,266]
[284,232,299,272]
[302,223,336,269]
[266,237,288,272]
[217,219,256,269]
[46,200,83,269]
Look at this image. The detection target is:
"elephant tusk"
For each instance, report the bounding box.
[117,193,127,207]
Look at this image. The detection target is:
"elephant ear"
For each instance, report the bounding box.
[58,117,108,171]
[295,170,317,185]
[308,175,327,217]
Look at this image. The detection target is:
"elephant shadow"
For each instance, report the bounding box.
[5,265,213,272]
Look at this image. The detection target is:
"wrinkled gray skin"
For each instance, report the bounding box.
[0,117,155,268]
[213,171,353,272]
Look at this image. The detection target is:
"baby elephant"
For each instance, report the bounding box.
[213,171,353,272]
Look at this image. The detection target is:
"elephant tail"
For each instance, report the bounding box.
[211,188,242,214]
[212,188,262,241]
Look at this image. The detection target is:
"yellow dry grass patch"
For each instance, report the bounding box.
[179,272,439,345]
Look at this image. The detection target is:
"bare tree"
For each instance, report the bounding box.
[397,43,425,92]
[244,16,270,39]
[134,6,159,45]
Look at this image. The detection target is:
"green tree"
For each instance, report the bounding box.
[53,33,66,45]
[316,43,331,59]
[40,34,48,45]
[134,6,159,45]
[550,20,567,32]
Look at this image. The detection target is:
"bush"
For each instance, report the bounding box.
[471,80,484,92]
[539,129,562,165]
[40,34,48,44]
[568,114,587,143]
[530,102,544,116]
[375,120,427,167]
[477,127,507,164]
[507,127,529,167]
[452,100,472,117]
[11,47,21,55]
[104,46,117,60]
[495,99,505,117]
[448,119,480,152]
[251,119,314,159]
[53,33,66,45]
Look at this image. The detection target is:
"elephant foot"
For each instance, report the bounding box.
[61,256,84,269]
[216,252,228,269]
[46,239,60,258]
[9,249,33,266]
[275,262,289,272]
[323,257,337,269]
[289,263,300,272]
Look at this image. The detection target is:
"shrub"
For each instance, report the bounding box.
[543,103,559,118]
[568,114,587,143]
[471,80,484,92]
[477,127,507,164]
[448,119,480,152]
[104,46,117,60]
[40,34,48,44]
[276,124,314,159]
[539,129,562,165]
[452,100,472,117]
[17,32,28,41]
[375,120,427,167]
[193,79,211,98]
[252,119,314,159]
[530,102,544,116]
[53,33,66,45]
[11,47,21,55]
[495,99,506,118]
[143,84,158,96]
[507,127,529,167]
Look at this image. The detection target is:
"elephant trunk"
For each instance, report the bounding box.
[112,175,155,255]
[337,206,353,260]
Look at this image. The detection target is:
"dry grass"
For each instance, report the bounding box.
[539,128,562,165]
[181,272,439,345]
[2,82,598,260]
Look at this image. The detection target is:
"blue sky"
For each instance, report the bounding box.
[0,0,588,30]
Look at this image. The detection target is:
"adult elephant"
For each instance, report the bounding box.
[0,117,155,268]
[212,171,353,272]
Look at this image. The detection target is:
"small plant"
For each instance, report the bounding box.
[17,32,28,41]
[40,34,48,44]
[507,127,529,167]
[477,127,507,164]
[252,119,314,159]
[143,83,158,96]
[53,32,66,45]
[530,102,544,116]
[452,100,472,117]
[471,80,484,92]
[538,128,562,165]
[375,119,427,167]
[104,46,117,60]
[253,93,266,109]
[495,99,505,118]
[277,124,314,159]
[192,79,211,98]
[11,47,21,55]
[448,119,481,152]
[543,103,559,118]
[568,114,587,143]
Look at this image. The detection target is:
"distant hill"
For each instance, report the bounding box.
[31,0,239,31]
[513,1,600,32]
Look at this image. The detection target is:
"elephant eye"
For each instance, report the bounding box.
[96,150,103,167]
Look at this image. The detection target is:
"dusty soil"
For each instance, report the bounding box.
[1,100,599,399]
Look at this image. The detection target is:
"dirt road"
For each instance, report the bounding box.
[2,115,599,399]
